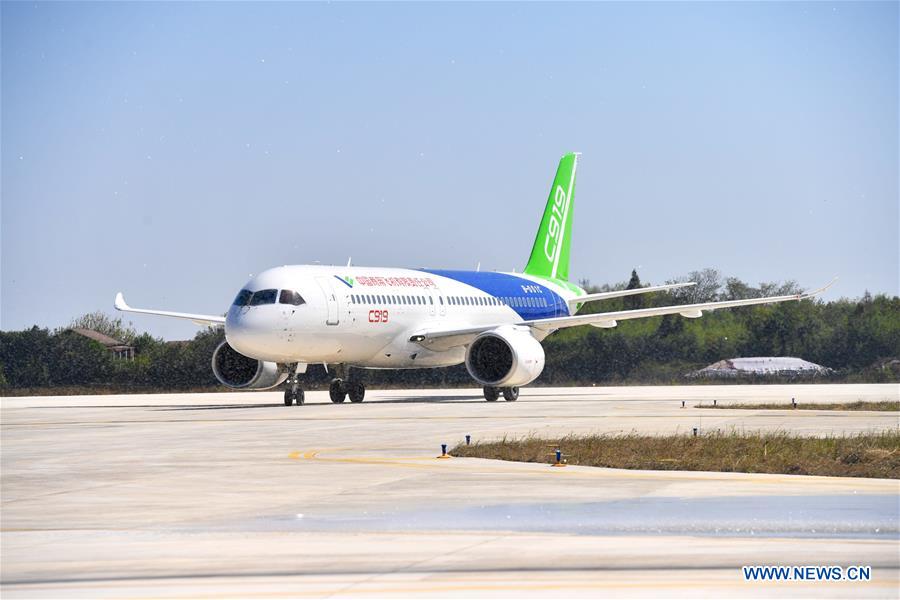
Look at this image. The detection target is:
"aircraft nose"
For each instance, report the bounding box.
[225,306,271,357]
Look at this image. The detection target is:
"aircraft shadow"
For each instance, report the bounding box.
[153,396,483,410]
[362,395,483,404]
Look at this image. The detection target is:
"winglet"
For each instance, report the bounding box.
[114,292,129,311]
[801,277,838,300]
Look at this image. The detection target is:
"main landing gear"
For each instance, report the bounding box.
[329,378,366,403]
[483,386,519,402]
[328,365,366,404]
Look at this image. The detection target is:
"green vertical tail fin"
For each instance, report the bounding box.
[524,152,579,282]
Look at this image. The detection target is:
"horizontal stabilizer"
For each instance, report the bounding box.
[568,282,696,310]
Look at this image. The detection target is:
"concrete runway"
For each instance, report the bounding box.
[2,383,898,598]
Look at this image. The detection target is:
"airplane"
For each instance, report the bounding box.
[115,152,833,406]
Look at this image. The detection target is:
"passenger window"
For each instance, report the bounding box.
[279,290,306,306]
[429,297,433,305]
[233,289,253,306]
[249,289,277,306]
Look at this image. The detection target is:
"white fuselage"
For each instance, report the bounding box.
[226,265,575,368]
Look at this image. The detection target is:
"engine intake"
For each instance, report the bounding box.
[465,326,545,387]
[211,341,288,390]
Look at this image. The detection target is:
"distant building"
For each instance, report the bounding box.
[67,328,135,360]
[689,357,832,379]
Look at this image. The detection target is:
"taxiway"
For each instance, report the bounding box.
[2,384,898,598]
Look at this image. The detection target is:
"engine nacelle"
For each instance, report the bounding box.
[211,341,288,390]
[465,326,545,387]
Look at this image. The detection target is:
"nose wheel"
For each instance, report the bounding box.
[284,367,305,406]
[284,388,304,406]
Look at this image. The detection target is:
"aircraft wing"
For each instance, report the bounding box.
[411,279,835,351]
[568,282,696,310]
[114,292,226,327]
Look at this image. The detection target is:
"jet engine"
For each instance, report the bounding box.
[465,326,545,387]
[211,341,288,390]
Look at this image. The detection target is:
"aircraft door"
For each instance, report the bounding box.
[315,276,340,326]
[428,290,437,316]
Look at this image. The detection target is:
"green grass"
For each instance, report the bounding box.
[695,401,900,411]
[451,431,900,479]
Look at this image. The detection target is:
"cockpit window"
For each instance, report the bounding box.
[233,289,253,306]
[279,289,306,306]
[249,289,277,306]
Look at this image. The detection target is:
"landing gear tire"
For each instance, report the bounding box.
[329,379,347,403]
[483,386,500,402]
[284,388,304,406]
[502,387,519,402]
[347,381,366,403]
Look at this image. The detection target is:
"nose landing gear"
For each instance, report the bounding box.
[284,387,304,406]
[283,363,306,406]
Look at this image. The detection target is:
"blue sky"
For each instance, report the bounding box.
[2,2,897,340]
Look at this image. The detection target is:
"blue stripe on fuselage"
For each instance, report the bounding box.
[421,269,569,320]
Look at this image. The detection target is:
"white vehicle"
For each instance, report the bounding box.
[116,153,832,405]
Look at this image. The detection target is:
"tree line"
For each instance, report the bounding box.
[1,269,897,393]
